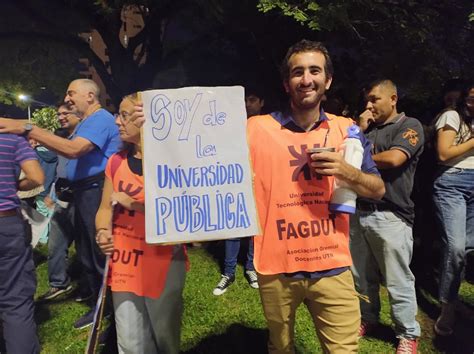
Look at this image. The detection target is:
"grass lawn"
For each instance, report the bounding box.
[26,243,474,353]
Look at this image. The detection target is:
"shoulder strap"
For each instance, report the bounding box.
[327,114,354,136]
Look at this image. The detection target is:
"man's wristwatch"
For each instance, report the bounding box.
[23,123,34,137]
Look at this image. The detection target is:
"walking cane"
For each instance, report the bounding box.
[84,256,110,354]
[85,201,116,354]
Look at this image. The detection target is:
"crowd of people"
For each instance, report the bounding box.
[0,39,472,354]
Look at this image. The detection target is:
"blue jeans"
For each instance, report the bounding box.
[433,167,474,303]
[224,237,255,275]
[350,210,420,339]
[48,203,76,288]
[0,214,40,353]
[73,181,105,299]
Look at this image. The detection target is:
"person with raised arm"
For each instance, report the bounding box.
[0,79,120,329]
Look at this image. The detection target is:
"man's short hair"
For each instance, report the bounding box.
[280,39,334,81]
[366,79,397,95]
[57,102,70,110]
[72,79,101,100]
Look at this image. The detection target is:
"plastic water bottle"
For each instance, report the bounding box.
[329,125,364,214]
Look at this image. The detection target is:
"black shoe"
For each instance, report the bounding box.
[245,270,259,289]
[75,291,93,303]
[213,274,235,296]
[74,309,95,329]
[37,284,73,301]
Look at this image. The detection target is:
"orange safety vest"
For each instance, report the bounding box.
[248,113,354,275]
[105,151,174,298]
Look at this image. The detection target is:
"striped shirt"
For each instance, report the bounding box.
[0,134,37,211]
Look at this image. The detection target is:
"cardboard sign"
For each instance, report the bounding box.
[142,86,259,244]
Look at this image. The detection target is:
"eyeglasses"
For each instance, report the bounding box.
[114,111,133,124]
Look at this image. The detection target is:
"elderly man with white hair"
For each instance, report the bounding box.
[0,79,120,329]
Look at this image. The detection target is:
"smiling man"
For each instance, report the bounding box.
[247,40,385,353]
[351,80,424,353]
[37,103,82,303]
[0,79,120,329]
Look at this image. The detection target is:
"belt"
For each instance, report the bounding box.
[70,172,105,192]
[356,202,392,212]
[0,209,19,217]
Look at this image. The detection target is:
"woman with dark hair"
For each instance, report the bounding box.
[95,93,187,353]
[433,84,474,336]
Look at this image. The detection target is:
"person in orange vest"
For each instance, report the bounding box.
[247,39,385,353]
[95,93,187,353]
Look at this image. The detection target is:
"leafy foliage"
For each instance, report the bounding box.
[2,0,472,118]
[1,0,251,108]
[0,1,83,109]
[0,82,27,106]
[256,0,474,118]
[258,0,321,30]
[31,107,60,132]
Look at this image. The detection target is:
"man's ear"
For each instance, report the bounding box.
[391,94,398,107]
[283,81,290,94]
[87,91,95,103]
[325,76,333,90]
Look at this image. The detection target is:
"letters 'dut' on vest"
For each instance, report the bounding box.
[142,86,259,244]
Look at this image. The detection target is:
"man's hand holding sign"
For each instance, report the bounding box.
[139,87,259,244]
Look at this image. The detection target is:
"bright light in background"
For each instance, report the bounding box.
[14,92,52,121]
[17,94,31,120]
[18,94,29,101]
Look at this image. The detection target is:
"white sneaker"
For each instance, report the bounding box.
[213,274,235,296]
[245,270,259,289]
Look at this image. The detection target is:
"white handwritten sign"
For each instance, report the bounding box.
[142,86,259,244]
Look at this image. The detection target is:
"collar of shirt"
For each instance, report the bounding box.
[270,109,330,132]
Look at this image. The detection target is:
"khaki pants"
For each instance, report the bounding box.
[258,270,360,354]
